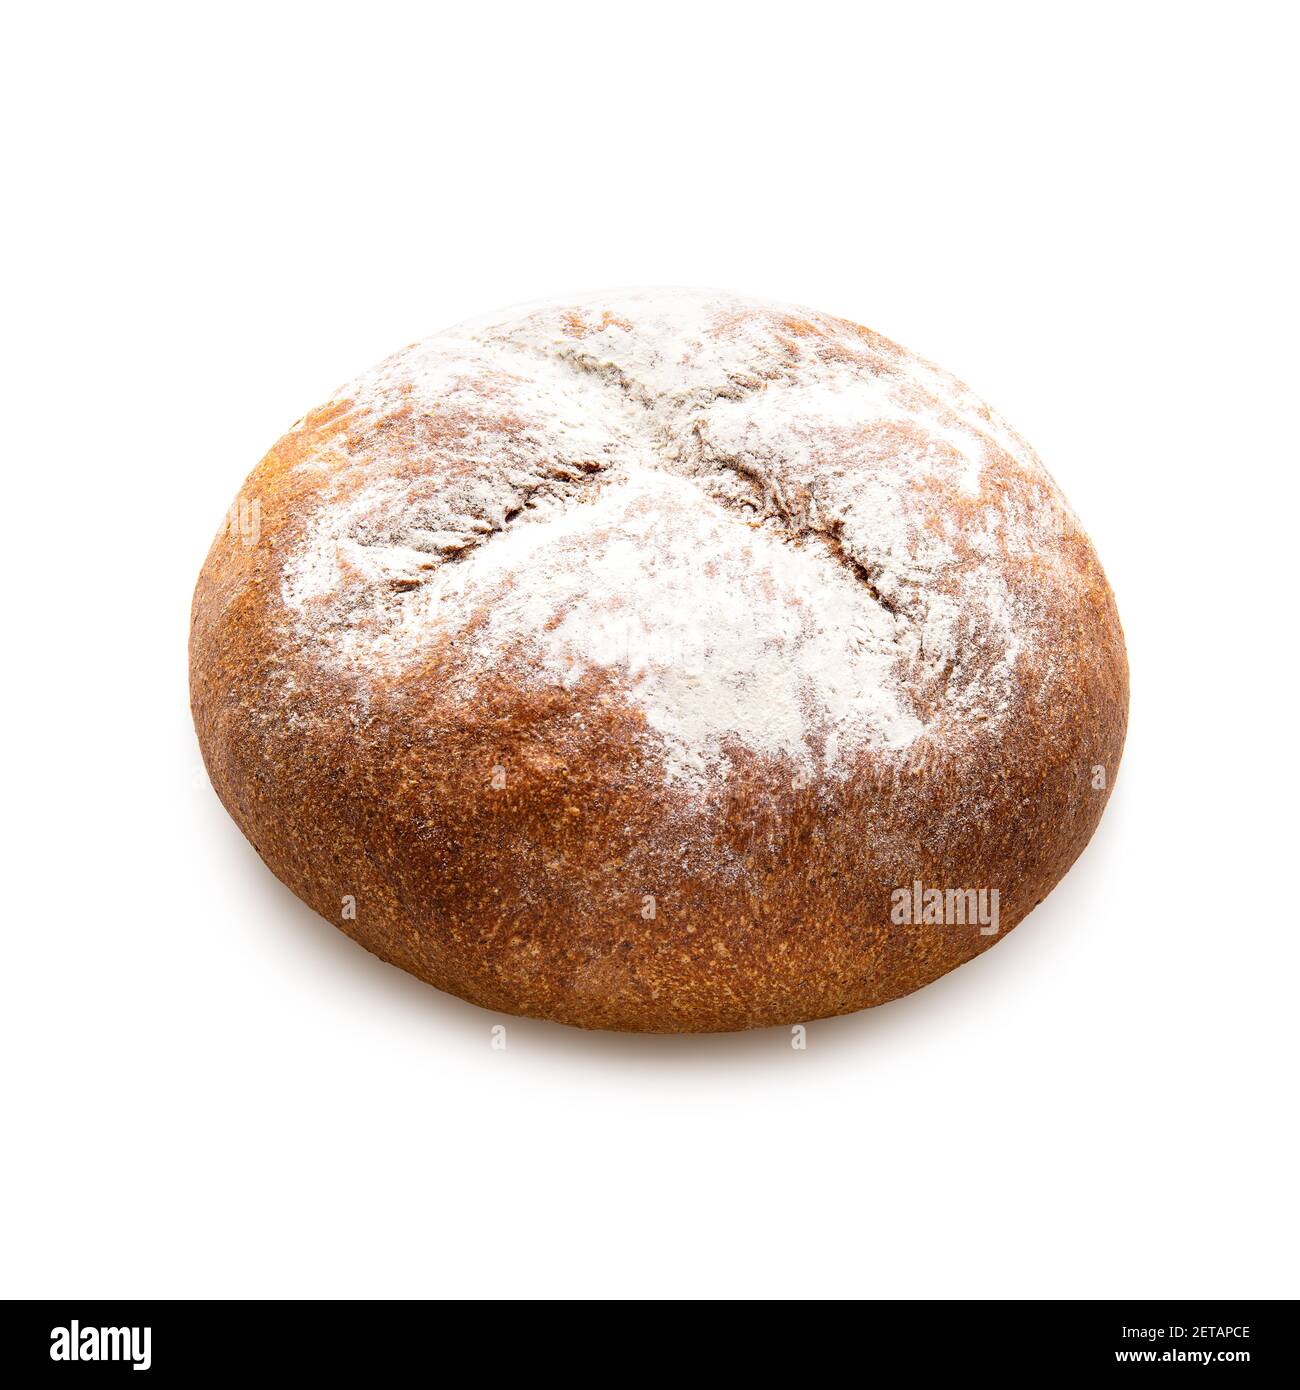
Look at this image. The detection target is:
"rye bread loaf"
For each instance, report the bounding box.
[189,289,1128,1032]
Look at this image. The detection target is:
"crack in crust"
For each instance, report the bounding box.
[334,327,923,622]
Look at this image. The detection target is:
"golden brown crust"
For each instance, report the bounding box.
[190,290,1128,1032]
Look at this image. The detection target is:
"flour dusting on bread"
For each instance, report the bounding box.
[279,289,1075,790]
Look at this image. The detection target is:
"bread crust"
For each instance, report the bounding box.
[190,290,1128,1032]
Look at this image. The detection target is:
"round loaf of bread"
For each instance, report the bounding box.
[190,289,1128,1032]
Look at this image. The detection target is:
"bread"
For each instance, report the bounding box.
[190,288,1128,1032]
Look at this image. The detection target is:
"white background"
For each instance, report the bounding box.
[3,2,1296,1299]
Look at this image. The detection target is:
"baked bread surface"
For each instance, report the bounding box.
[190,289,1128,1031]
